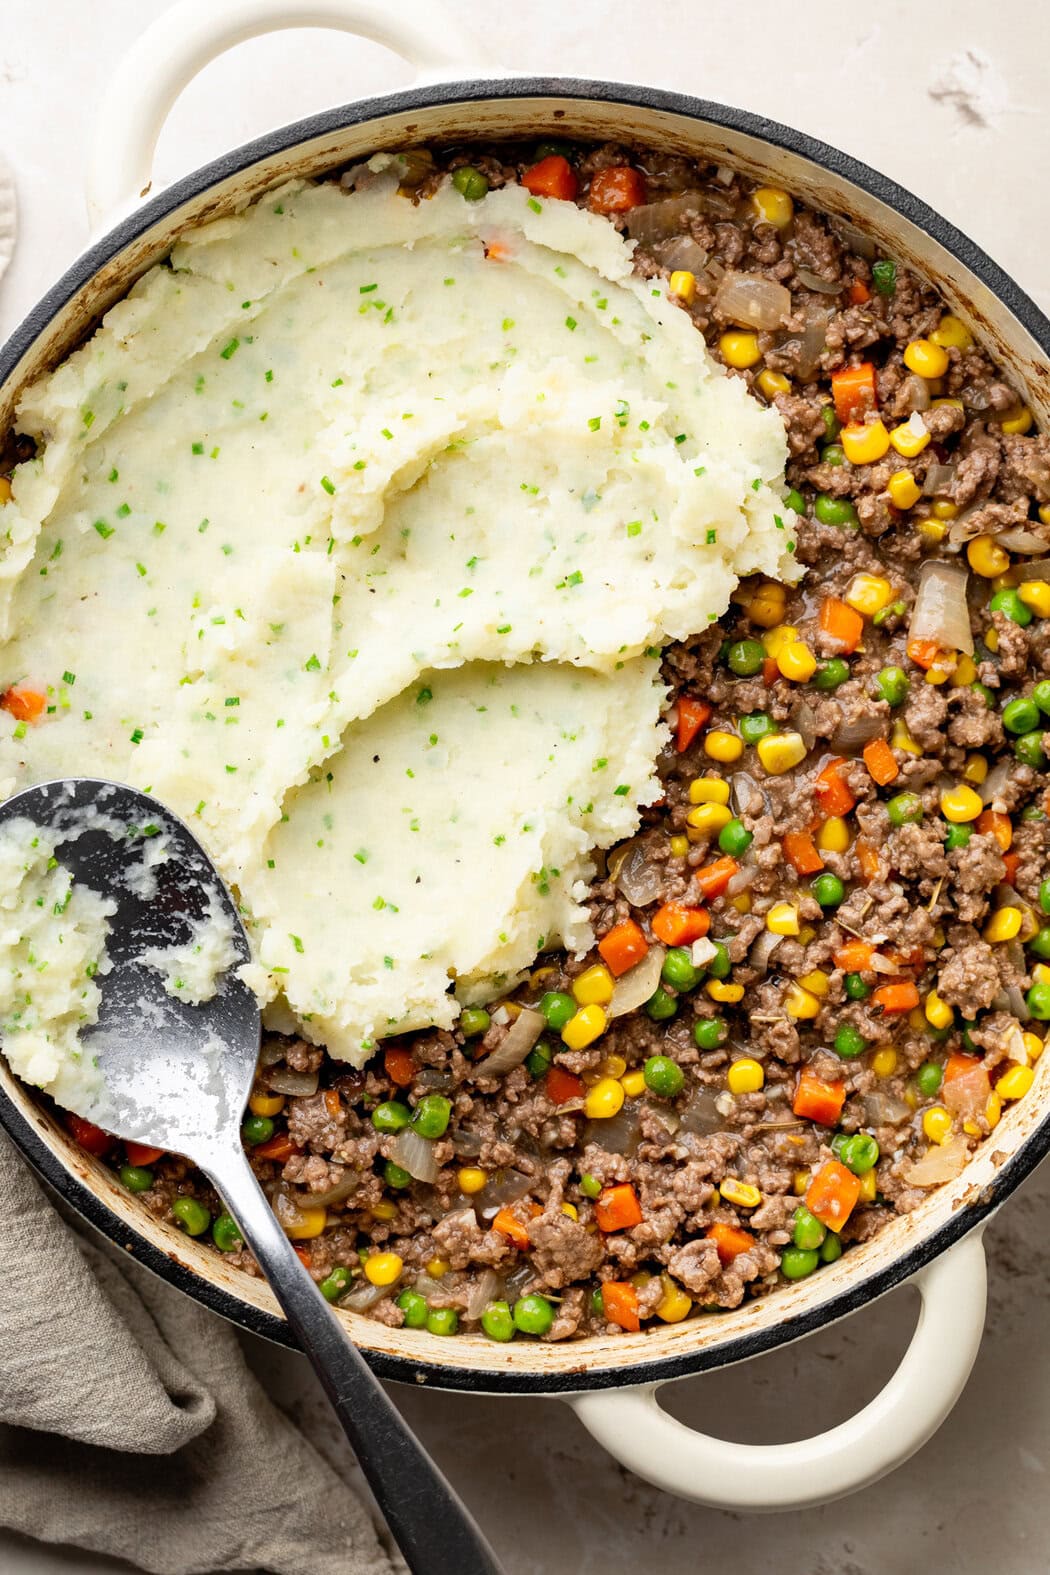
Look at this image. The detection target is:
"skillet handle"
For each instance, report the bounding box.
[86,0,496,231]
[568,1229,987,1511]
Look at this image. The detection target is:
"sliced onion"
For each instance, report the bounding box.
[902,1134,970,1187]
[715,270,792,330]
[417,1068,454,1091]
[862,1090,911,1125]
[795,700,818,753]
[980,759,1012,807]
[908,559,973,656]
[475,1172,533,1219]
[266,1068,319,1097]
[832,219,877,260]
[749,930,784,975]
[869,952,901,975]
[714,164,735,186]
[342,1279,393,1312]
[901,374,931,413]
[831,711,885,754]
[922,463,957,498]
[796,266,842,296]
[725,865,756,898]
[259,1041,285,1067]
[298,1170,359,1208]
[626,191,707,244]
[469,1007,545,1079]
[794,305,833,381]
[273,1190,319,1235]
[943,1063,991,1123]
[390,1127,439,1185]
[608,945,666,1019]
[730,770,763,817]
[995,527,1050,554]
[450,1128,484,1158]
[465,1268,502,1321]
[609,837,664,907]
[654,235,710,274]
[1012,557,1050,580]
[582,1101,642,1155]
[1004,983,1031,1023]
[947,507,985,544]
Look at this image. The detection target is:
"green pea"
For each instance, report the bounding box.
[172,1196,211,1237]
[662,946,700,992]
[1022,805,1046,821]
[944,822,972,850]
[481,1301,515,1342]
[707,941,731,980]
[384,1161,412,1189]
[1027,982,1050,1020]
[590,1286,606,1318]
[961,1021,977,1052]
[876,665,910,707]
[119,1164,154,1193]
[971,681,995,708]
[241,1114,274,1147]
[784,487,807,515]
[821,405,841,443]
[646,986,678,1021]
[844,973,870,1001]
[1003,696,1040,735]
[1029,928,1050,960]
[887,791,923,827]
[694,1017,727,1049]
[813,657,850,690]
[451,166,488,201]
[397,1288,429,1328]
[1015,732,1048,770]
[916,1061,943,1097]
[579,1172,603,1199]
[727,638,766,676]
[459,1006,490,1038]
[534,139,573,160]
[872,258,897,296]
[321,1266,353,1303]
[513,1294,554,1336]
[1033,680,1050,716]
[814,493,859,527]
[526,1038,555,1078]
[781,1247,820,1280]
[990,587,1032,627]
[812,872,845,908]
[411,1093,451,1139]
[792,1205,826,1251]
[840,1133,879,1174]
[872,600,906,628]
[834,1023,867,1059]
[212,1212,243,1252]
[739,711,776,744]
[1040,879,1050,915]
[371,1100,412,1134]
[718,817,754,857]
[819,1232,843,1263]
[540,990,577,1030]
[426,1307,459,1336]
[644,1055,685,1099]
[821,443,845,467]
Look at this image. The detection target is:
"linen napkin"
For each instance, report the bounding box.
[0,1129,397,1575]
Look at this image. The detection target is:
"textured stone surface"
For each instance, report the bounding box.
[1,3,1048,1570]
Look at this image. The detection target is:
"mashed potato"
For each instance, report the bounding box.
[0,161,798,1073]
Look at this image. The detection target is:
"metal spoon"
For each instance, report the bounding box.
[0,777,502,1575]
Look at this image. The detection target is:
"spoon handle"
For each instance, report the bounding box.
[202,1146,504,1575]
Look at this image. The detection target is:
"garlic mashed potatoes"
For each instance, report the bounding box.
[0,159,798,1082]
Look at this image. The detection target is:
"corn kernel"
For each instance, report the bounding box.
[720,330,761,369]
[371,1200,398,1221]
[890,420,931,458]
[798,925,817,947]
[931,500,959,521]
[249,1090,286,1117]
[984,626,999,653]
[939,783,983,823]
[0,477,11,505]
[784,982,820,1020]
[1000,405,1033,436]
[757,369,791,401]
[731,892,752,914]
[798,968,830,998]
[777,641,817,682]
[1019,581,1050,618]
[1041,504,1050,528]
[361,1251,402,1286]
[686,802,734,837]
[669,834,690,857]
[766,901,800,936]
[887,470,921,510]
[751,186,794,228]
[931,314,974,351]
[924,988,954,1030]
[908,1007,928,1033]
[951,655,978,689]
[669,269,696,304]
[600,1053,627,1079]
[655,1274,692,1323]
[904,1085,920,1111]
[997,1064,1035,1101]
[704,730,744,763]
[967,536,1010,577]
[748,582,788,627]
[890,718,921,755]
[792,1168,811,1196]
[904,338,950,379]
[621,1069,647,1097]
[983,907,1023,943]
[757,731,807,775]
[841,419,891,465]
[426,1257,450,1278]
[561,1202,579,1221]
[562,1004,606,1051]
[707,979,744,1004]
[985,1092,1002,1129]
[1023,1031,1045,1063]
[458,1167,488,1194]
[845,572,894,617]
[762,623,801,657]
[572,964,615,1007]
[872,1047,899,1078]
[817,816,850,853]
[689,776,731,805]
[918,519,947,545]
[283,1206,328,1241]
[960,754,987,787]
[719,1178,762,1209]
[584,1077,625,1120]
[1035,963,1050,987]
[931,397,965,412]
[922,1106,953,1144]
[857,1169,877,1204]
[727,1058,765,1094]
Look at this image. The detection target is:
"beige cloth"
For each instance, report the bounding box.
[0,1130,396,1575]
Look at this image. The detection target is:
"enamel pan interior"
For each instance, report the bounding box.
[1,79,1049,1395]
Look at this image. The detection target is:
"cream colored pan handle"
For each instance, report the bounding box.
[86,0,493,231]
[570,1229,987,1510]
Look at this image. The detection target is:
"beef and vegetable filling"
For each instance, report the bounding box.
[65,140,1050,1342]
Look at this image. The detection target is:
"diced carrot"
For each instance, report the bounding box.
[651,902,710,946]
[588,166,647,214]
[252,1132,301,1163]
[706,1221,755,1263]
[762,656,779,687]
[976,809,1012,852]
[1002,851,1020,886]
[598,918,650,976]
[676,697,711,752]
[863,736,899,786]
[694,856,740,902]
[805,1159,862,1233]
[849,279,871,305]
[872,981,920,1014]
[1,684,46,723]
[906,637,940,671]
[834,939,875,971]
[783,830,825,876]
[792,1066,846,1126]
[831,362,877,424]
[65,1113,114,1157]
[125,1142,164,1167]
[484,240,513,262]
[594,1183,643,1233]
[493,1207,531,1249]
[323,1089,342,1120]
[522,154,578,202]
[855,838,882,883]
[601,1280,641,1332]
[819,596,864,655]
[944,1052,981,1084]
[546,1066,584,1105]
[384,1046,415,1087]
[293,1245,313,1269]
[814,758,856,817]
